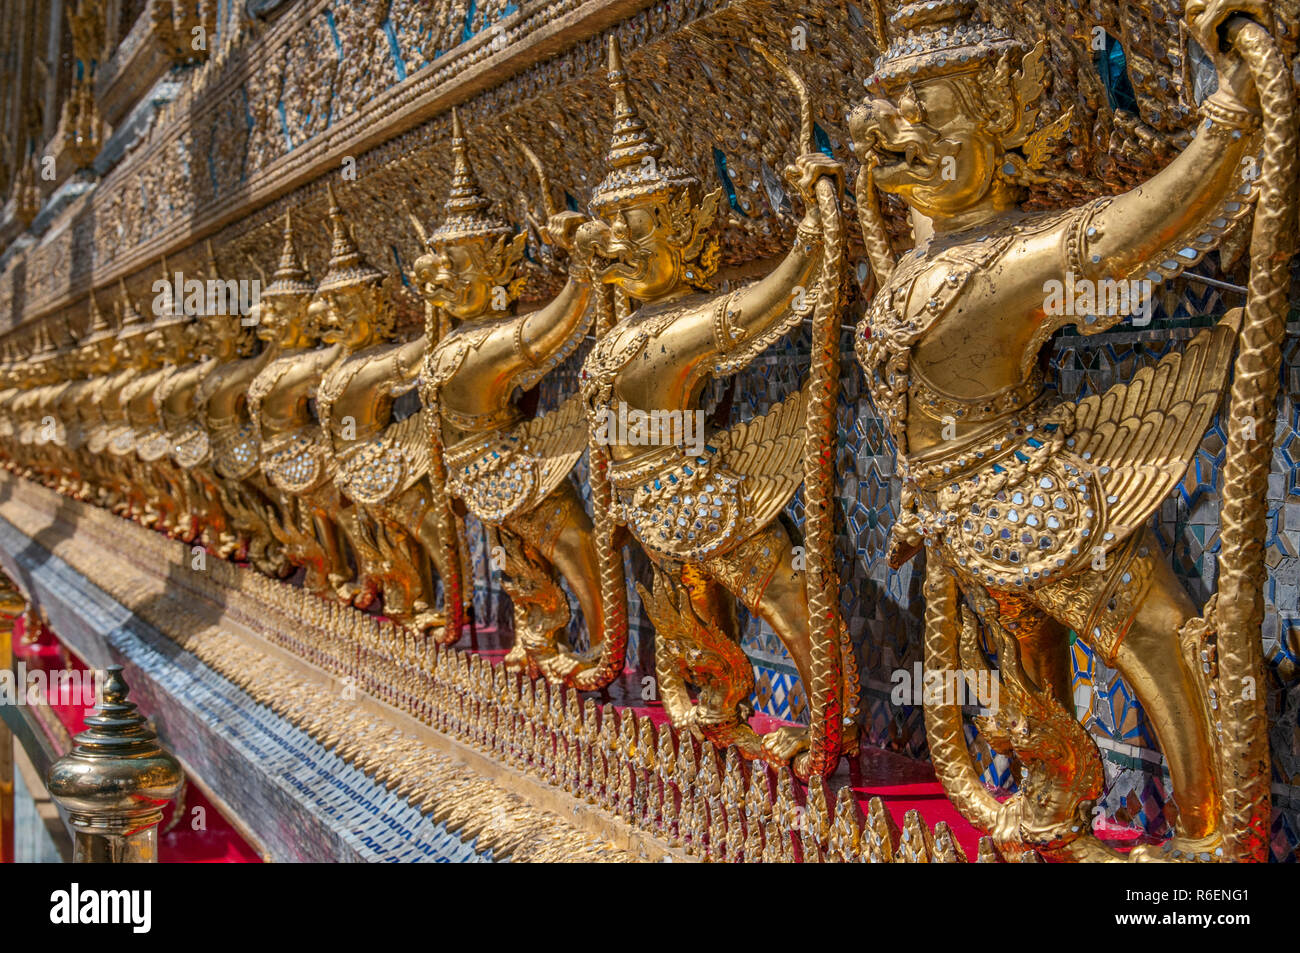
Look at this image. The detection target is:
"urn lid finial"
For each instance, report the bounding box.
[47,665,184,826]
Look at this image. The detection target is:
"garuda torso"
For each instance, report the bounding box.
[16,384,48,452]
[201,352,269,482]
[424,313,587,525]
[248,345,339,495]
[14,382,49,450]
[318,341,427,507]
[0,385,20,447]
[37,378,76,451]
[86,371,130,455]
[158,357,217,470]
[100,366,148,457]
[56,377,91,452]
[125,365,173,463]
[579,290,808,565]
[857,195,1249,592]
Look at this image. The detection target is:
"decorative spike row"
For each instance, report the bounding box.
[59,494,998,862]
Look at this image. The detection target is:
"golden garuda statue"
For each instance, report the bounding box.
[13,325,61,488]
[412,109,626,686]
[156,245,243,559]
[316,185,464,637]
[101,281,168,530]
[33,320,81,497]
[194,235,291,578]
[78,296,129,512]
[129,259,208,546]
[849,0,1294,861]
[62,294,118,503]
[248,214,371,604]
[0,341,25,474]
[576,36,860,778]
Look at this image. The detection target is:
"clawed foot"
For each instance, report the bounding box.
[253,550,292,579]
[303,568,330,595]
[771,719,860,773]
[410,610,446,639]
[332,575,377,609]
[537,651,584,684]
[502,642,529,671]
[216,532,242,559]
[351,580,379,610]
[762,725,811,762]
[1130,831,1226,863]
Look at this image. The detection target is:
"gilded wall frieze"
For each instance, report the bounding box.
[4,0,1271,335]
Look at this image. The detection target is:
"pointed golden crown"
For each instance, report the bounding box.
[30,321,58,363]
[152,254,191,328]
[264,211,314,298]
[202,240,220,282]
[56,314,79,354]
[428,109,514,247]
[82,289,116,346]
[316,183,385,293]
[866,0,1026,91]
[590,35,701,214]
[117,277,149,339]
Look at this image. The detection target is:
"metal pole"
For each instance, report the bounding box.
[0,572,22,864]
[0,720,12,864]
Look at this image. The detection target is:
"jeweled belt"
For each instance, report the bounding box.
[135,427,171,462]
[608,442,741,562]
[170,421,211,469]
[211,423,259,480]
[107,426,137,456]
[903,392,1053,494]
[335,431,417,506]
[262,429,327,493]
[445,428,537,524]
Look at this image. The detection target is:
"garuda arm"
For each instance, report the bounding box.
[665,155,842,380]
[442,262,592,403]
[1029,36,1261,354]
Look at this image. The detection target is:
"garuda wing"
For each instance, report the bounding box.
[612,386,808,561]
[520,394,587,504]
[932,312,1240,591]
[1057,308,1241,547]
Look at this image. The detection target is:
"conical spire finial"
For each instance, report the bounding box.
[82,288,115,345]
[427,107,513,246]
[47,664,184,851]
[451,107,470,177]
[317,183,385,293]
[60,313,79,349]
[88,290,106,329]
[590,35,699,214]
[604,35,662,172]
[32,320,54,361]
[264,211,313,297]
[117,277,148,337]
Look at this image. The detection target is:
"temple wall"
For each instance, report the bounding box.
[1,0,1297,859]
